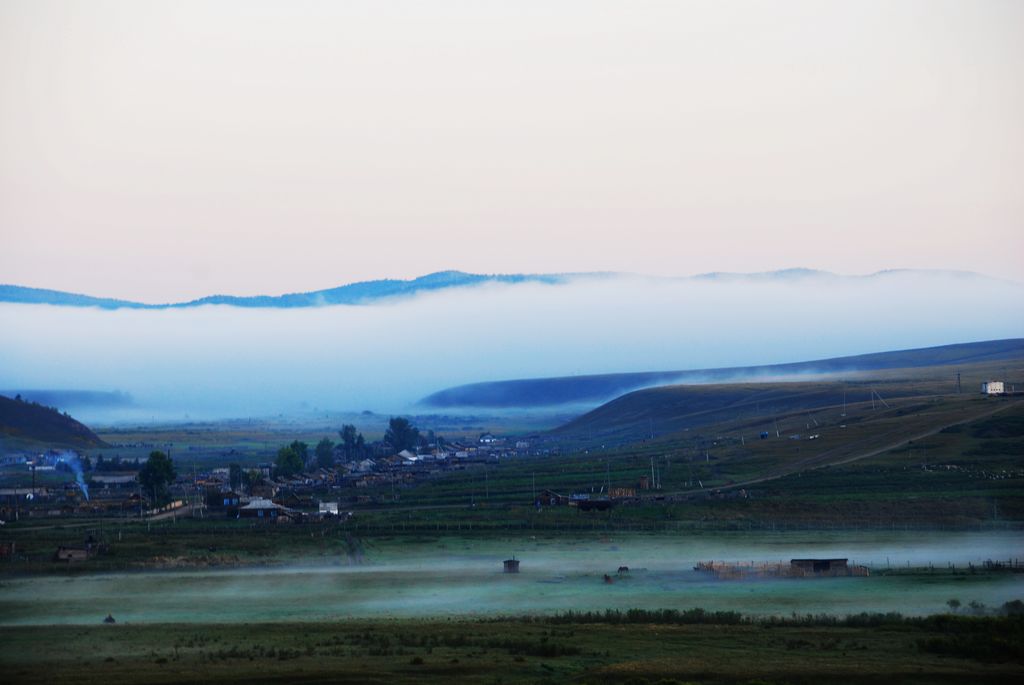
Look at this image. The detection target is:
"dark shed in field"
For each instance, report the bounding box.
[503,557,520,573]
[791,558,848,574]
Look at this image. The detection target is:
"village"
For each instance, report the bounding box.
[0,425,674,531]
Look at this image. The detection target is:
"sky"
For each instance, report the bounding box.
[1,0,1022,302]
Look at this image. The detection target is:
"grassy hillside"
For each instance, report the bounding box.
[309,395,1023,533]
[553,357,1023,445]
[0,394,106,449]
[420,338,1024,408]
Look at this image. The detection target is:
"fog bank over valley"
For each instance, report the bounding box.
[1,271,1021,424]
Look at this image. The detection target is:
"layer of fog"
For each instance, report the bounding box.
[0,271,1021,424]
[2,531,1021,624]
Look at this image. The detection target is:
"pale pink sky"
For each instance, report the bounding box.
[1,0,1022,302]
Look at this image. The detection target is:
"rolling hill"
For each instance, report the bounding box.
[0,394,107,449]
[422,338,1024,409]
[549,355,1023,445]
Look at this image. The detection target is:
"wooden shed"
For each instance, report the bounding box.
[790,558,849,575]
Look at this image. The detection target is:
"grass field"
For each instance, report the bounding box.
[2,613,1022,684]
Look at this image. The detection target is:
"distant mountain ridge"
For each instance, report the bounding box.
[0,268,999,309]
[0,271,567,309]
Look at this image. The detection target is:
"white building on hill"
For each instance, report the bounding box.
[981,380,1005,395]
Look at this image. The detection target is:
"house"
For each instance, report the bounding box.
[206,490,241,509]
[535,489,568,506]
[275,491,314,510]
[53,538,106,563]
[981,381,1005,395]
[503,557,520,573]
[479,433,498,444]
[238,497,298,522]
[91,474,138,490]
[349,459,376,474]
[54,546,91,562]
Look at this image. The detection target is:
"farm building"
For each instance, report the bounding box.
[535,489,568,506]
[981,381,1005,395]
[503,557,520,573]
[790,558,851,575]
[695,558,868,579]
[54,545,93,562]
[238,498,299,523]
[90,474,138,490]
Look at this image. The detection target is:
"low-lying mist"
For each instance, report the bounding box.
[1,531,1021,624]
[0,271,1020,424]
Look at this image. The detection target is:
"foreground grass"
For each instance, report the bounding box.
[1,612,1021,684]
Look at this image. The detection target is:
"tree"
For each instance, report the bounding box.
[337,421,358,458]
[315,437,335,469]
[339,425,365,461]
[947,598,961,612]
[275,445,304,478]
[138,451,177,505]
[229,463,243,491]
[289,440,309,465]
[384,417,419,453]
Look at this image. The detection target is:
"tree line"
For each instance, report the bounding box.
[270,417,439,479]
